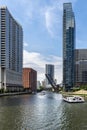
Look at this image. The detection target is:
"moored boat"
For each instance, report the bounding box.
[63,95,85,103]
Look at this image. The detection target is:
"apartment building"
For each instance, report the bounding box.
[0,6,23,91]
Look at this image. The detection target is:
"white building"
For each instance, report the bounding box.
[0,6,23,91]
[37,81,41,89]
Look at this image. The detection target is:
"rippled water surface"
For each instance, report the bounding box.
[0,92,87,130]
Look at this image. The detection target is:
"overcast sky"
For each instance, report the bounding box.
[0,0,87,83]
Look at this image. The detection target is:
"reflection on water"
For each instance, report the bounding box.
[0,92,87,130]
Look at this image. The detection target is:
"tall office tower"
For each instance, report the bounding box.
[63,3,75,90]
[0,6,23,91]
[45,64,54,87]
[75,49,87,85]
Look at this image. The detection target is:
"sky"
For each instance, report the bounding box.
[0,0,87,84]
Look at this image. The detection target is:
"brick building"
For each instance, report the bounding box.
[23,68,37,92]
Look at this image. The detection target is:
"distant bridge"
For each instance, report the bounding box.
[45,74,59,92]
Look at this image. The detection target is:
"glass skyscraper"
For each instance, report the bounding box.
[45,64,54,86]
[63,3,75,90]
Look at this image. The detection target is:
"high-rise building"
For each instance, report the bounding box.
[0,6,23,91]
[63,3,75,90]
[45,64,54,87]
[23,68,37,92]
[75,49,87,85]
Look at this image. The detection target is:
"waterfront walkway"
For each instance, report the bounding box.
[0,92,31,97]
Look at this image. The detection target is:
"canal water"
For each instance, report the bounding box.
[0,92,87,130]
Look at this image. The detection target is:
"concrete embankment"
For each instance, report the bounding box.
[0,92,31,97]
[60,89,87,101]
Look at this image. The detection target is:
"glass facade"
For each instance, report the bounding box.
[75,49,87,85]
[45,64,54,85]
[63,3,75,90]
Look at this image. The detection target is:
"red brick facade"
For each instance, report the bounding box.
[23,68,37,92]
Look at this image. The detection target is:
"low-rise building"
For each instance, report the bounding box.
[23,68,37,92]
[37,81,41,90]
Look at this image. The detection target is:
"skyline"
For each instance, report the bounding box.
[0,0,87,83]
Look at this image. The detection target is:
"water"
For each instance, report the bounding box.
[0,92,87,130]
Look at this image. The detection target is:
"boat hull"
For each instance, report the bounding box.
[63,96,84,103]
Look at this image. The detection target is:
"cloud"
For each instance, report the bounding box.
[44,6,60,38]
[43,0,77,37]
[0,0,77,38]
[24,42,29,47]
[23,50,62,83]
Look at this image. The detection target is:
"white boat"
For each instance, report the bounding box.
[63,96,85,103]
[39,91,46,95]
